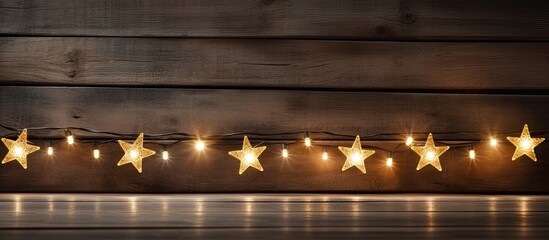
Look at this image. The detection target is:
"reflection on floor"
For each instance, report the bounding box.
[1,194,548,239]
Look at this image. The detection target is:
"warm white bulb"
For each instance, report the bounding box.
[195,141,205,151]
[322,151,328,161]
[426,151,435,161]
[47,146,53,156]
[386,157,393,167]
[490,138,497,147]
[304,137,311,147]
[351,152,361,163]
[130,150,139,160]
[244,153,255,164]
[282,149,289,158]
[93,149,100,159]
[469,149,476,159]
[405,136,413,146]
[162,150,169,160]
[520,139,532,149]
[67,135,74,145]
[14,146,24,157]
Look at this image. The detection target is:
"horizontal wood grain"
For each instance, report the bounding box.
[3,228,548,240]
[1,38,549,90]
[0,194,548,239]
[0,138,547,192]
[0,86,548,138]
[0,86,547,192]
[1,0,549,40]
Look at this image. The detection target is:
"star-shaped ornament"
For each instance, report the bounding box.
[338,135,375,173]
[507,124,545,161]
[228,136,266,174]
[411,133,449,171]
[117,133,156,173]
[1,129,40,169]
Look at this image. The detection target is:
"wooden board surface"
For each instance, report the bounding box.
[0,194,548,239]
[0,140,548,192]
[1,1,549,193]
[2,0,549,40]
[0,86,548,138]
[1,37,549,90]
[0,87,547,192]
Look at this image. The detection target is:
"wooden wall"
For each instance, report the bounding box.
[0,0,548,192]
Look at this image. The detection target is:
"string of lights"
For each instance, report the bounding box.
[0,123,546,174]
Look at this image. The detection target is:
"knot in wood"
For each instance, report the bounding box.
[400,12,417,24]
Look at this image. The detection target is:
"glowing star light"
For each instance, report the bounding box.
[1,129,40,169]
[117,133,156,173]
[338,135,375,173]
[228,136,266,174]
[507,124,545,161]
[411,133,449,171]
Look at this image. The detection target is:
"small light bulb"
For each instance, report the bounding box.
[322,151,328,161]
[352,152,361,163]
[282,144,288,158]
[469,145,475,159]
[520,139,532,149]
[67,135,74,145]
[426,151,435,161]
[490,138,497,147]
[304,137,311,147]
[304,132,312,147]
[195,140,205,151]
[93,146,100,159]
[386,152,393,167]
[244,152,255,164]
[162,150,169,160]
[14,146,24,157]
[405,136,413,146]
[47,141,53,156]
[130,150,139,160]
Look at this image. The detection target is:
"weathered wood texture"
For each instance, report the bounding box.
[0,87,548,137]
[0,87,547,192]
[1,1,549,193]
[1,38,549,90]
[1,194,549,239]
[2,0,549,40]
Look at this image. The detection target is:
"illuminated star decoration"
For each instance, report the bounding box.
[338,135,375,173]
[228,136,266,174]
[507,124,545,161]
[117,133,156,173]
[411,133,449,171]
[1,129,40,169]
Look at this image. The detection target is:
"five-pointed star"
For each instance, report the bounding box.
[411,133,449,171]
[117,133,156,173]
[228,136,266,174]
[338,135,375,173]
[507,124,545,161]
[1,129,40,169]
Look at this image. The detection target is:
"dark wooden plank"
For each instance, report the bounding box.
[1,194,549,239]
[1,0,549,40]
[1,38,549,90]
[0,86,548,138]
[3,228,549,240]
[0,87,548,192]
[0,139,548,192]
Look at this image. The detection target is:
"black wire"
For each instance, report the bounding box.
[1,123,547,155]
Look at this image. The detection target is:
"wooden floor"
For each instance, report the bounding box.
[1,194,548,239]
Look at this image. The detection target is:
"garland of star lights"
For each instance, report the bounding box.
[0,124,546,174]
